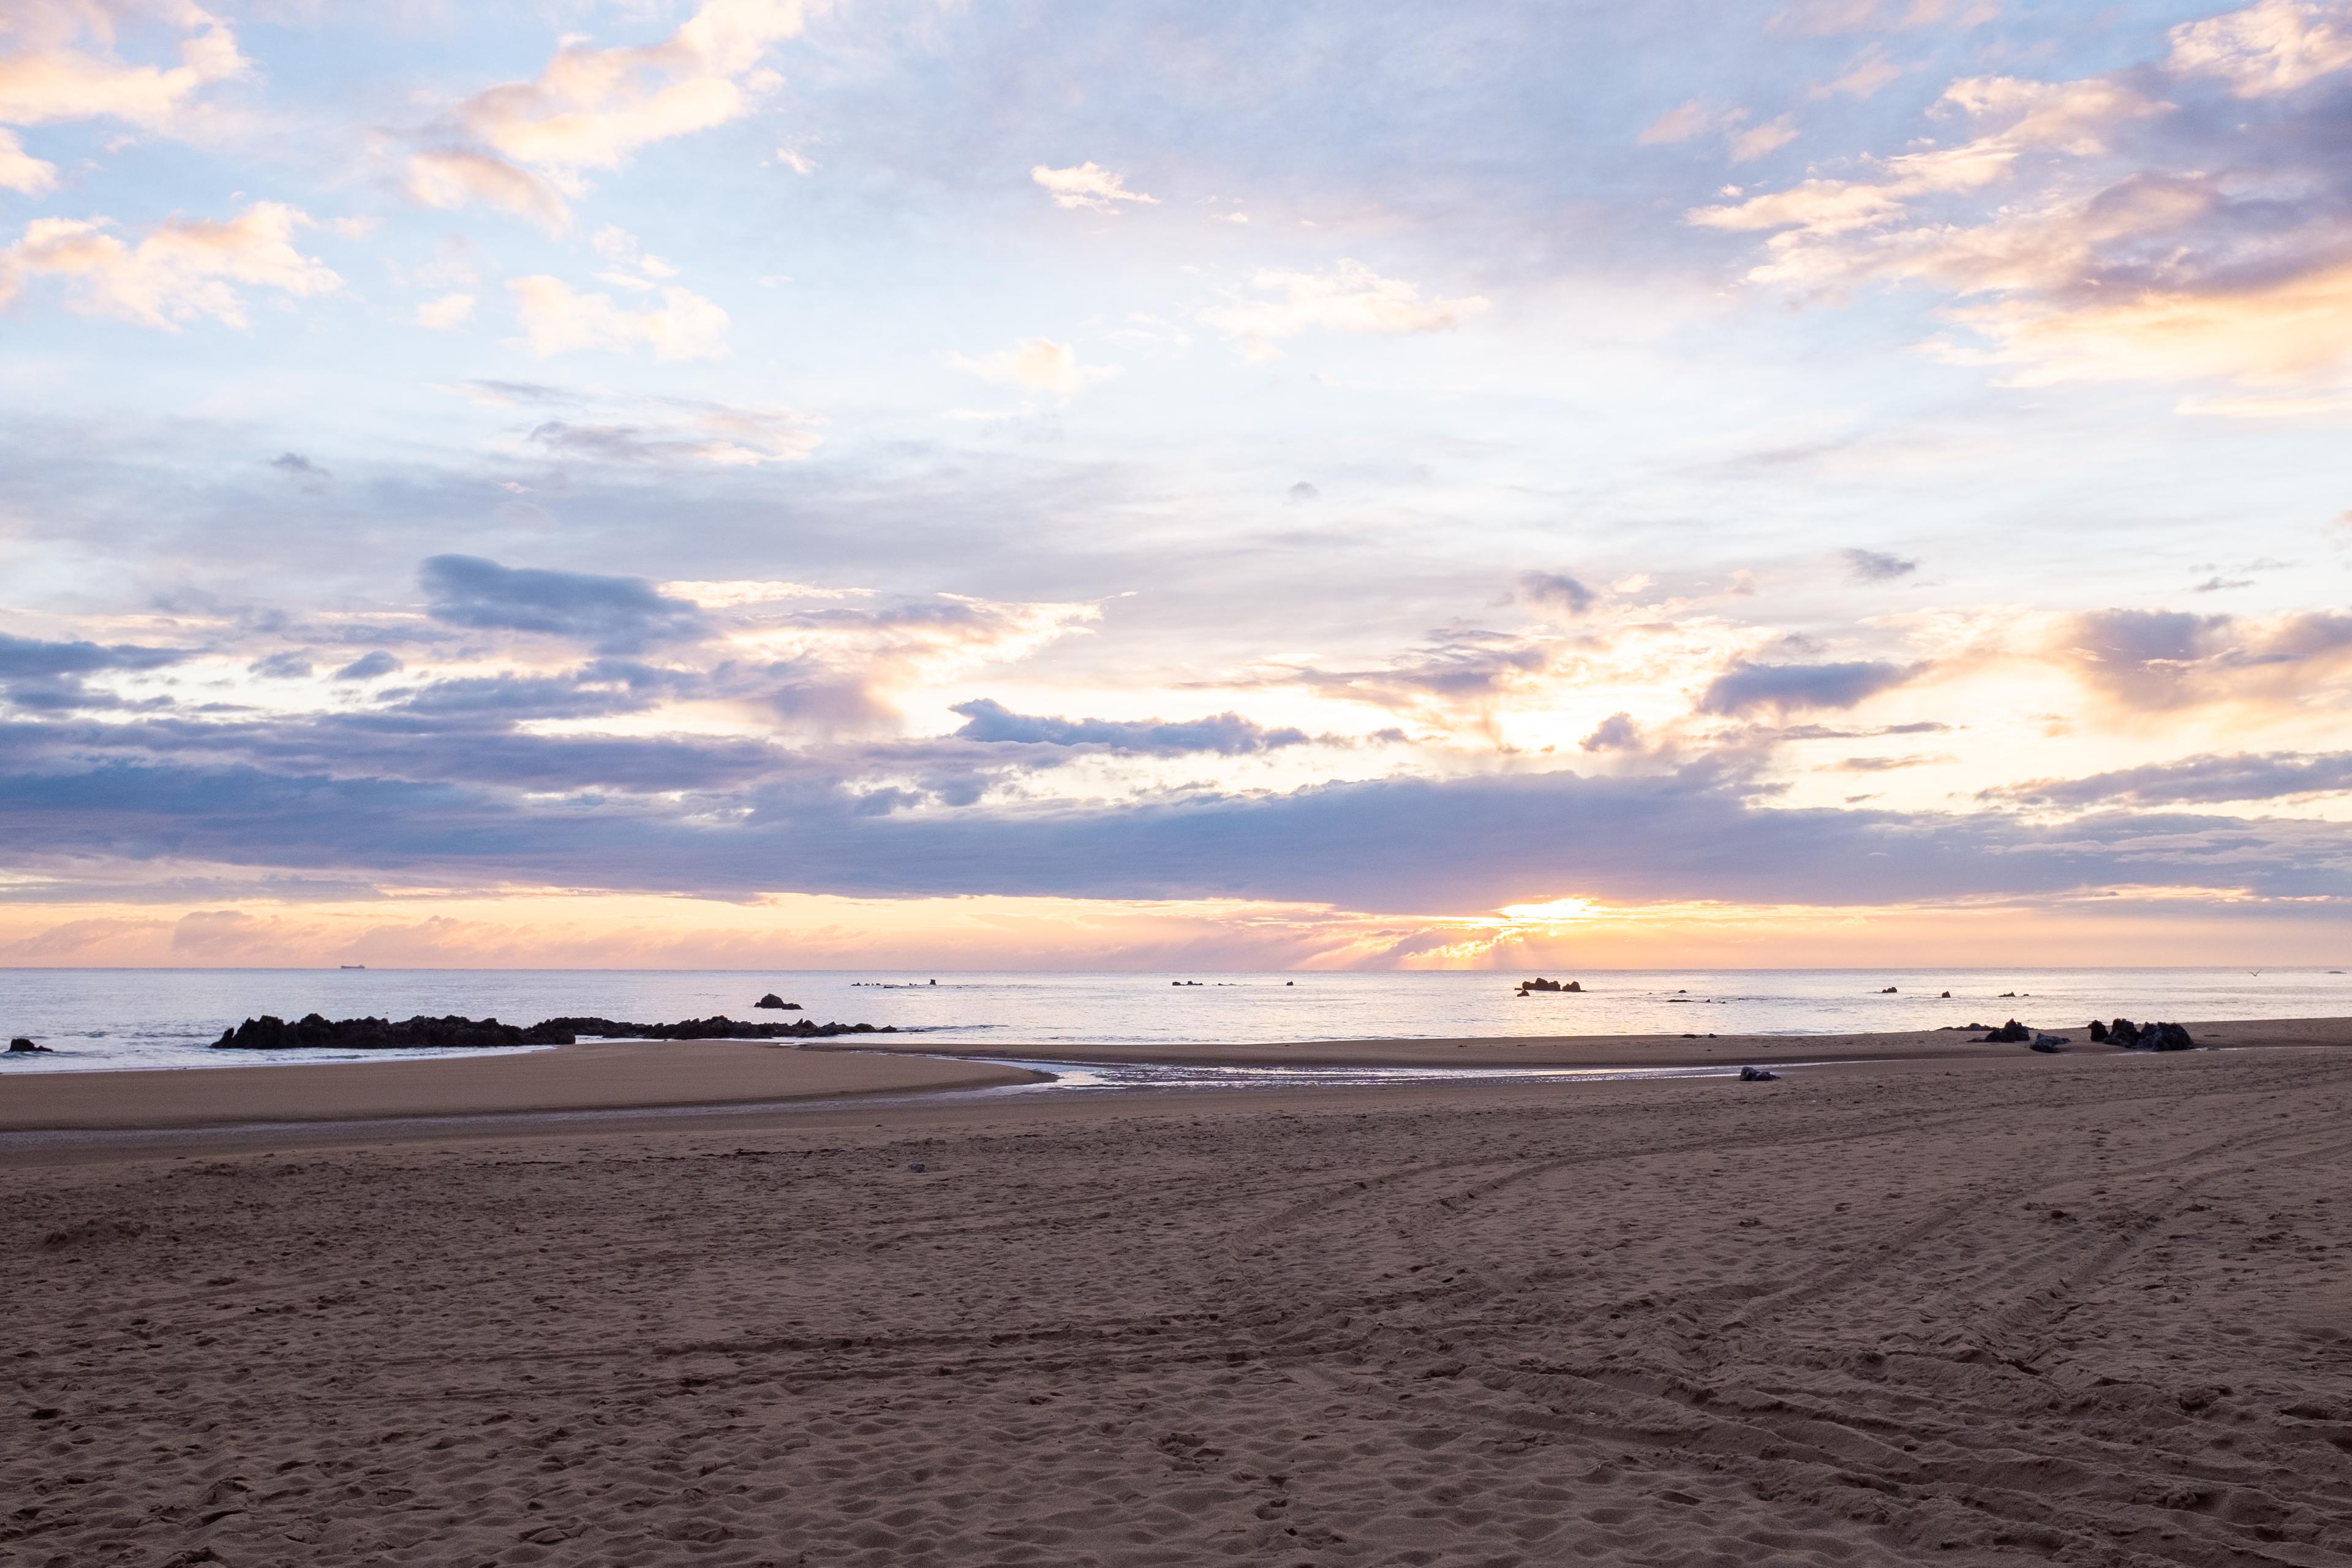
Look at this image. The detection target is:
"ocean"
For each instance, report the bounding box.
[1,967,2346,1073]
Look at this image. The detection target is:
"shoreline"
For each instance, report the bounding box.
[1,1014,2345,1138]
[820,1012,2352,1069]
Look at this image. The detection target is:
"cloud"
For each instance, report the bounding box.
[0,0,246,134]
[402,0,825,225]
[1580,712,1639,752]
[1286,481,1319,503]
[334,651,402,682]
[270,451,331,491]
[1638,100,1717,146]
[1199,260,1490,355]
[1692,7,2352,393]
[418,554,711,653]
[7,744,2346,914]
[2168,0,2352,95]
[247,650,311,679]
[0,129,53,194]
[1697,658,1923,716]
[1771,0,2000,33]
[0,202,339,329]
[1031,162,1157,213]
[1992,749,2352,808]
[507,274,728,360]
[2058,607,2352,708]
[950,698,1308,755]
[949,337,1115,397]
[1842,547,1917,581]
[528,405,819,466]
[415,290,477,329]
[405,148,571,233]
[1639,101,1801,162]
[1288,628,1556,714]
[589,224,680,290]
[1820,46,1905,100]
[1728,114,1799,162]
[0,630,185,711]
[1519,570,1597,614]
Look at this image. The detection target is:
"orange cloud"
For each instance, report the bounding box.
[404,0,827,227]
[0,0,244,131]
[0,202,339,329]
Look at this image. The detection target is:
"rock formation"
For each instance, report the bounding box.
[213,1013,899,1050]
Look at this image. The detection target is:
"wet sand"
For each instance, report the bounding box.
[8,1035,2352,1565]
[824,1012,2352,1068]
[0,1040,1041,1131]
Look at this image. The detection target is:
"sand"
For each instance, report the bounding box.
[7,1035,2352,1565]
[816,1012,2352,1068]
[0,1041,1039,1131]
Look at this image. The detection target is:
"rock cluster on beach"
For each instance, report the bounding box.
[1968,1016,2195,1050]
[212,1013,900,1050]
[1515,977,1582,994]
[2102,1017,2195,1050]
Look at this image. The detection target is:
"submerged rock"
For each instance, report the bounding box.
[2030,1033,2068,1053]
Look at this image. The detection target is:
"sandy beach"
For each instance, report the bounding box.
[6,1027,2352,1565]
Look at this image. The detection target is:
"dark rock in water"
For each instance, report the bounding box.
[1940,990,1951,998]
[1738,1066,1779,1082]
[1880,986,1897,993]
[1980,1019,2030,1043]
[8,1037,51,1054]
[2087,1019,2109,1042]
[753,993,801,1010]
[214,1012,900,1050]
[2030,1033,2068,1052]
[213,1013,570,1051]
[1515,977,1582,994]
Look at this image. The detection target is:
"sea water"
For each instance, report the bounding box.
[0,967,2346,1073]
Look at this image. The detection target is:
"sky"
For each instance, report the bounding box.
[2,0,2351,970]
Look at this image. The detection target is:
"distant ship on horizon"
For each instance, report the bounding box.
[339,964,366,970]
